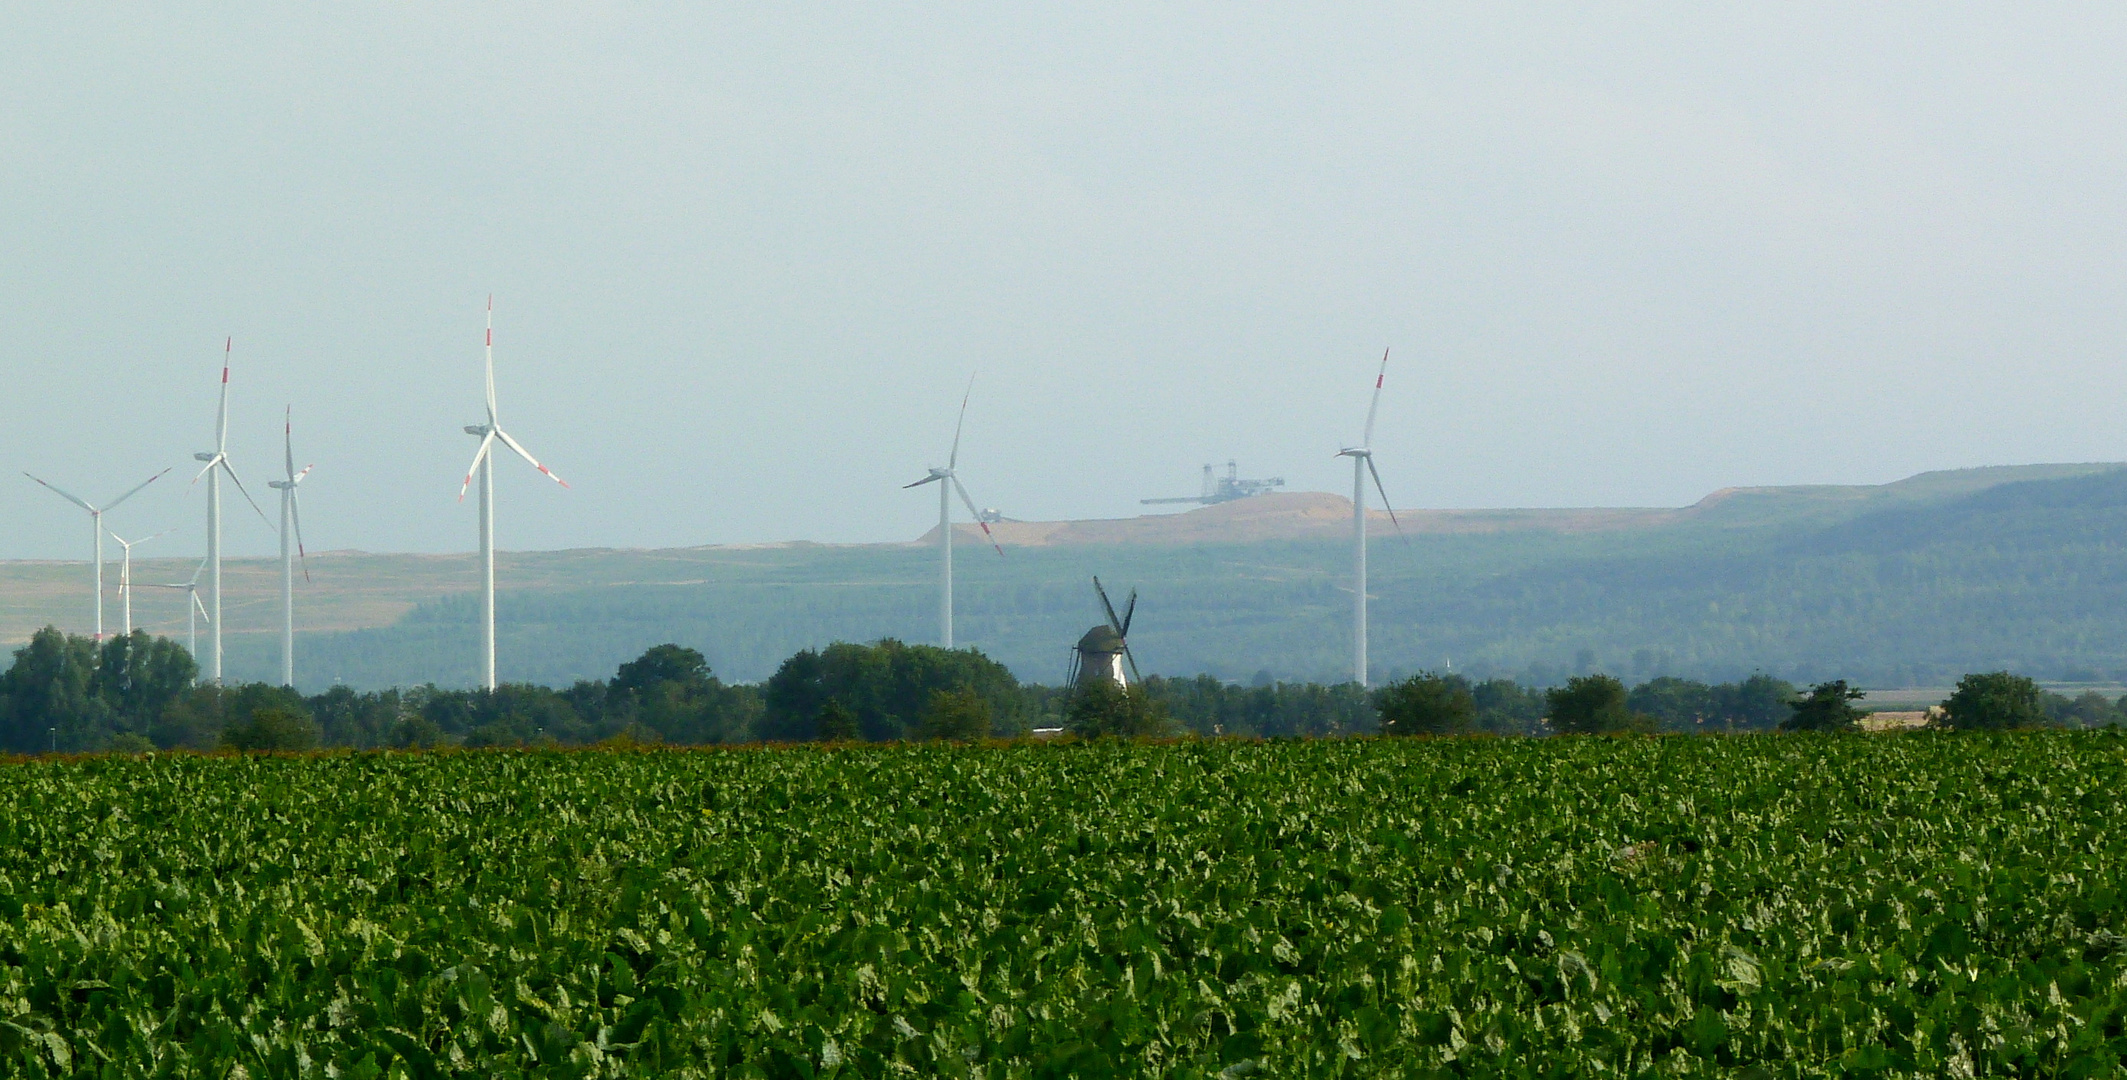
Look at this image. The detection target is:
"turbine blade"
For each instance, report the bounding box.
[291,490,311,583]
[104,467,172,512]
[1121,589,1137,636]
[948,374,975,470]
[24,473,95,513]
[459,433,496,500]
[903,474,944,489]
[1123,644,1143,687]
[292,464,314,483]
[1363,347,1388,449]
[189,555,207,586]
[284,406,295,480]
[194,591,211,622]
[493,427,567,486]
[217,337,232,454]
[951,476,1003,556]
[1366,456,1403,535]
[221,461,275,530]
[484,296,498,425]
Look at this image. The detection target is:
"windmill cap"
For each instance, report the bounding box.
[1077,625,1124,652]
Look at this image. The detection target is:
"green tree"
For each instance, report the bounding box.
[1781,680,1865,732]
[1066,680,1171,738]
[815,699,860,741]
[1545,674,1654,735]
[1715,674,1798,731]
[389,714,448,749]
[2046,690,2122,729]
[917,688,993,740]
[1470,678,1545,735]
[158,683,307,749]
[221,706,321,752]
[760,640,1019,741]
[1059,675,1374,738]
[611,644,710,694]
[1939,672,2048,731]
[95,631,196,735]
[1628,676,1717,732]
[1374,672,1474,736]
[608,645,737,743]
[0,626,107,752]
[463,723,522,749]
[308,686,406,749]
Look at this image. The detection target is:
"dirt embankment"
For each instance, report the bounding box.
[918,491,1682,548]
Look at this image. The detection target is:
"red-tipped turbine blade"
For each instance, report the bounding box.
[951,476,1003,556]
[459,433,496,501]
[105,467,170,512]
[494,428,567,487]
[24,473,96,513]
[1362,347,1389,449]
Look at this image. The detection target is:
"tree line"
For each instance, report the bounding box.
[0,626,2110,754]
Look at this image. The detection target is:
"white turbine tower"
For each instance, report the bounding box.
[145,559,211,664]
[105,527,171,636]
[1335,348,1401,687]
[24,468,169,641]
[903,379,1002,649]
[459,297,567,691]
[191,339,271,683]
[267,407,315,687]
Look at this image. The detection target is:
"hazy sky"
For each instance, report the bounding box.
[6,4,2127,559]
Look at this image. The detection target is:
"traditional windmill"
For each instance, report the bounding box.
[1067,577,1140,689]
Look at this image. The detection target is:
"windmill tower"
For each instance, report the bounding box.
[1336,348,1402,687]
[903,376,1003,649]
[458,297,569,691]
[1067,577,1140,689]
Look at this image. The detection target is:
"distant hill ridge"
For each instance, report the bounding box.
[4,461,2124,689]
[921,462,2127,546]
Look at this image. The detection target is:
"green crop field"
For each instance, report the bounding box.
[0,734,2122,1077]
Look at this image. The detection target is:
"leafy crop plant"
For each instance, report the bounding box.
[0,734,2121,1076]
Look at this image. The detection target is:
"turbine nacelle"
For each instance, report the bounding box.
[464,424,491,437]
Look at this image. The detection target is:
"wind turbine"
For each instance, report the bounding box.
[902,378,1002,649]
[267,406,314,687]
[191,338,272,683]
[144,558,211,664]
[105,527,171,636]
[1335,348,1401,687]
[24,468,169,641]
[459,297,567,691]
